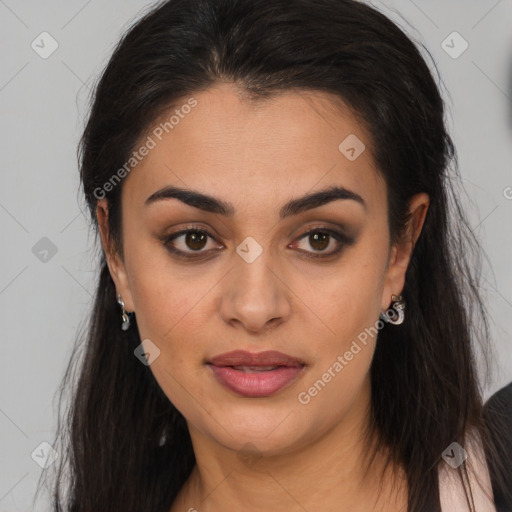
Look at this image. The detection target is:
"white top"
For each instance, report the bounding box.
[438,427,496,511]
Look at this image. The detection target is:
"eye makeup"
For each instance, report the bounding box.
[158,222,357,262]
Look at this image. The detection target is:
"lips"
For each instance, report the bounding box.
[206,350,306,398]
[207,350,305,368]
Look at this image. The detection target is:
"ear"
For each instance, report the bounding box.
[96,198,135,312]
[380,193,429,312]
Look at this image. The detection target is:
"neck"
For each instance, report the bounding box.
[171,377,407,512]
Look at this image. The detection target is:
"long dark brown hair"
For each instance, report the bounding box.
[36,0,511,510]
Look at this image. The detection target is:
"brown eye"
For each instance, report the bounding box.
[309,232,329,251]
[184,231,208,251]
[293,228,348,257]
[164,229,221,259]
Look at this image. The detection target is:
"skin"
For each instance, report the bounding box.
[97,83,429,511]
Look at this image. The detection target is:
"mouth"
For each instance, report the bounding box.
[207,349,305,368]
[226,365,291,372]
[206,350,307,398]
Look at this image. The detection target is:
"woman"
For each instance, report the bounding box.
[39,0,512,510]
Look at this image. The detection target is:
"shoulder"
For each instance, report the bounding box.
[483,381,512,451]
[437,385,512,512]
[483,381,512,512]
[438,425,496,512]
[484,381,512,420]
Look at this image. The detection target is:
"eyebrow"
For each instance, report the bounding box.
[144,184,366,218]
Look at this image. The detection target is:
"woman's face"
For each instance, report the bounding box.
[98,83,426,456]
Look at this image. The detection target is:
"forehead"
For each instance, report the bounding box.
[122,83,385,213]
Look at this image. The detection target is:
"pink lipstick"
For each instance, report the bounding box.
[207,350,306,398]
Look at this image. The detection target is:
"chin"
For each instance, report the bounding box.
[202,407,307,454]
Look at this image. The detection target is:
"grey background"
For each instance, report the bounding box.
[0,0,511,510]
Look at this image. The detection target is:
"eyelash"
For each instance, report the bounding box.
[162,225,353,261]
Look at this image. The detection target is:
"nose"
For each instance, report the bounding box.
[219,249,292,334]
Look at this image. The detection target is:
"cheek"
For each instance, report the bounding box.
[126,253,215,415]
[123,233,214,348]
[292,256,386,434]
[292,230,389,413]
[304,235,389,348]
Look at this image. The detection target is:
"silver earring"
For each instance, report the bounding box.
[116,294,131,331]
[380,294,405,325]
